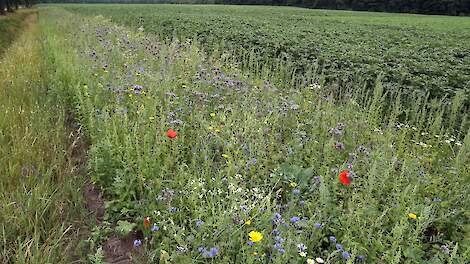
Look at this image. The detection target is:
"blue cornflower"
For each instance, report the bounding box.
[297,243,307,252]
[329,236,336,243]
[290,216,300,223]
[151,224,159,232]
[198,246,206,253]
[248,241,255,246]
[274,243,282,248]
[342,251,351,259]
[278,248,286,253]
[169,207,177,213]
[195,220,204,228]
[133,239,142,247]
[336,243,343,251]
[274,213,282,219]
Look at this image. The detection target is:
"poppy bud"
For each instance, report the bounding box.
[144,217,151,229]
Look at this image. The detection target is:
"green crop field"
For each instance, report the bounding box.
[1,4,469,264]
[63,4,470,103]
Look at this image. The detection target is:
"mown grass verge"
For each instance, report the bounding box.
[0,10,35,55]
[0,11,87,263]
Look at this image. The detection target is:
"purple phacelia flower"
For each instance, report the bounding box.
[334,142,345,150]
[314,223,322,229]
[207,247,219,258]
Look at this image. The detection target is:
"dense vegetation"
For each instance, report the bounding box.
[0,0,34,15]
[39,0,470,16]
[0,10,30,53]
[64,4,470,126]
[0,10,86,262]
[213,0,470,16]
[1,4,469,263]
[40,5,470,263]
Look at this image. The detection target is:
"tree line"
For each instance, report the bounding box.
[220,0,470,16]
[37,0,470,16]
[0,0,34,15]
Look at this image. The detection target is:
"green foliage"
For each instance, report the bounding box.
[115,220,137,236]
[88,247,106,264]
[0,10,32,54]
[37,6,470,263]
[63,4,470,116]
[0,12,85,263]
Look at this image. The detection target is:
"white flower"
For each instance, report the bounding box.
[315,257,325,263]
[299,252,307,257]
[306,259,315,264]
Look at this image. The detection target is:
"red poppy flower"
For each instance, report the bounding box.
[339,170,351,186]
[144,217,151,229]
[167,129,178,139]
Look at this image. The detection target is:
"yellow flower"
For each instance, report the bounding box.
[182,84,187,89]
[248,231,263,243]
[214,128,221,133]
[252,252,258,256]
[222,154,229,159]
[408,213,417,220]
[210,112,216,117]
[245,219,251,225]
[289,182,297,188]
[208,126,213,131]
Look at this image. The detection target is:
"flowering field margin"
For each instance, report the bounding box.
[38,6,470,263]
